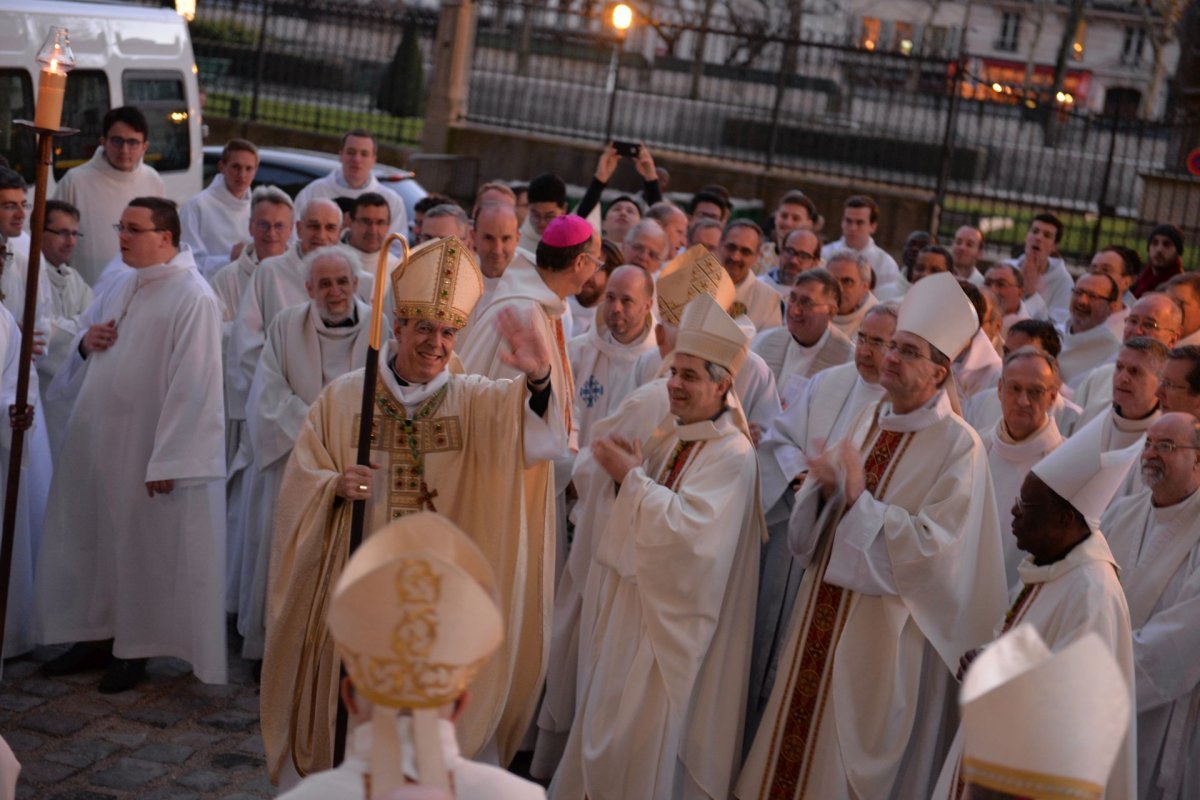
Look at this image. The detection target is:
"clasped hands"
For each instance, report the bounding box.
[803,438,866,508]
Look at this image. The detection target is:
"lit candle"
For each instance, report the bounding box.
[35,61,66,130]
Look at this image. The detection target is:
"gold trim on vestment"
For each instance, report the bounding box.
[961,756,1103,799]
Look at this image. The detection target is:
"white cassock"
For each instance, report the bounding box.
[930,531,1137,800]
[1000,301,1033,339]
[567,322,657,446]
[52,150,164,286]
[1004,256,1074,328]
[179,174,251,277]
[733,274,783,332]
[750,325,854,404]
[981,418,1064,591]
[0,304,50,662]
[1107,305,1131,339]
[821,237,902,288]
[551,404,763,800]
[277,717,545,800]
[747,362,885,739]
[36,249,226,682]
[952,327,1003,400]
[831,292,879,340]
[963,384,1082,438]
[348,244,399,306]
[1103,488,1200,800]
[239,298,370,659]
[737,390,1008,800]
[294,167,409,240]
[1081,407,1160,497]
[634,347,781,434]
[531,378,672,778]
[209,245,259,325]
[1071,362,1117,429]
[1058,322,1121,390]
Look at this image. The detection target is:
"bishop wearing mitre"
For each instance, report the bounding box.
[260,235,567,786]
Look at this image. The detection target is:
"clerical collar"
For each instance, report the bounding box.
[388,359,412,387]
[1114,402,1159,423]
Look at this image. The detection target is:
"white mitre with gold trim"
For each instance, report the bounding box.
[327,512,504,794]
[656,245,736,325]
[961,624,1130,800]
[673,293,749,374]
[391,236,485,328]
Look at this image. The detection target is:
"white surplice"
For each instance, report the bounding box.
[36,249,226,682]
[179,174,251,277]
[209,245,259,324]
[930,531,1137,800]
[738,390,1008,800]
[1058,321,1122,390]
[981,417,1065,591]
[293,167,409,241]
[567,322,657,446]
[552,406,763,800]
[1103,488,1200,800]
[238,298,370,659]
[52,150,165,285]
[733,274,783,332]
[831,292,879,340]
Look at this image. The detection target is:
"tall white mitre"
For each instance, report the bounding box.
[656,245,737,325]
[960,624,1131,800]
[896,271,979,359]
[673,292,749,374]
[327,513,505,794]
[1030,417,1141,531]
[391,235,485,327]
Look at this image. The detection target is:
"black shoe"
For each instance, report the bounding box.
[43,642,114,676]
[98,657,147,694]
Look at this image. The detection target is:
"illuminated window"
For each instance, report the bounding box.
[860,16,881,51]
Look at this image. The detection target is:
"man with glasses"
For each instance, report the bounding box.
[38,197,225,694]
[1102,411,1200,799]
[719,219,782,332]
[983,263,1034,337]
[751,268,852,396]
[343,192,401,301]
[761,229,821,296]
[1057,271,1122,389]
[1072,292,1182,425]
[981,347,1064,591]
[180,138,259,277]
[620,218,667,276]
[53,106,165,286]
[209,186,294,324]
[294,129,407,246]
[739,273,1007,800]
[749,302,895,742]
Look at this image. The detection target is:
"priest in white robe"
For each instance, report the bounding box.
[751,268,853,401]
[552,294,764,800]
[720,221,783,331]
[826,251,879,339]
[747,302,894,741]
[261,236,566,782]
[342,192,401,297]
[457,203,522,349]
[209,186,295,323]
[36,197,225,692]
[1057,272,1123,389]
[52,107,165,285]
[737,273,1008,800]
[238,246,371,660]
[293,130,408,242]
[180,139,258,277]
[932,421,1140,800]
[1003,215,1075,328]
[982,347,1065,591]
[1103,412,1200,800]
[567,265,656,445]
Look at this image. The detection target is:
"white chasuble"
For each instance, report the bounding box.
[552,406,764,800]
[35,250,226,682]
[737,391,1007,800]
[261,364,564,781]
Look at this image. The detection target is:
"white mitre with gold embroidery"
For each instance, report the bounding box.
[327,512,504,794]
[896,271,978,359]
[391,236,485,328]
[961,624,1130,800]
[673,293,749,374]
[656,245,736,325]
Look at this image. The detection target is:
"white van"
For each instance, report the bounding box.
[0,0,202,204]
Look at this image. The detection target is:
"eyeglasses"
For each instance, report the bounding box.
[114,224,166,235]
[0,201,30,213]
[1070,287,1111,304]
[45,227,83,239]
[1143,438,1200,455]
[1124,315,1172,333]
[1000,381,1050,401]
[105,136,145,149]
[855,332,887,351]
[1158,378,1192,393]
[781,247,817,261]
[529,209,561,227]
[884,341,934,362]
[253,221,290,234]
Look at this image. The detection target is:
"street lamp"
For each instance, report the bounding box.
[0,27,78,647]
[604,3,634,142]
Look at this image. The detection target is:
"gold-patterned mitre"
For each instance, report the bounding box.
[326,512,504,709]
[390,236,485,328]
[655,244,736,325]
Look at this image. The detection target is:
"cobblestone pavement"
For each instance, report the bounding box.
[0,624,277,800]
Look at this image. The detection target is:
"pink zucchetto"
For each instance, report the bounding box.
[541,214,594,248]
